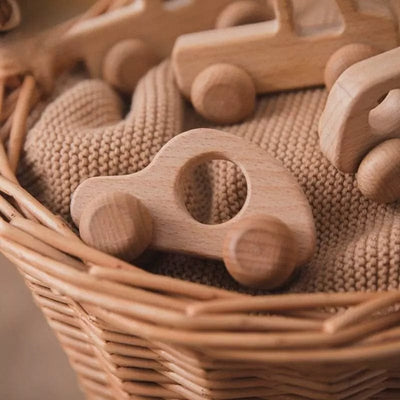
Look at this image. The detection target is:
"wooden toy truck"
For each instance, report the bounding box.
[172,0,399,124]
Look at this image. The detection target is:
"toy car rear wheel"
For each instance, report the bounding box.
[102,38,158,93]
[223,215,298,289]
[191,63,256,124]
[324,43,380,91]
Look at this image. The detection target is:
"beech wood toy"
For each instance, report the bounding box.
[319,46,400,204]
[172,0,398,124]
[71,128,316,290]
[60,0,267,93]
[0,0,267,93]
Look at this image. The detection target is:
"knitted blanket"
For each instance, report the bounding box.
[20,61,400,294]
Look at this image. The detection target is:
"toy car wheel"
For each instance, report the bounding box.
[216,0,272,28]
[102,38,158,93]
[223,215,298,289]
[357,138,400,204]
[79,192,153,261]
[191,63,256,124]
[324,43,380,91]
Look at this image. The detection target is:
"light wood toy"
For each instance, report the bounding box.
[71,128,316,290]
[60,0,268,93]
[319,46,400,204]
[0,0,267,93]
[172,0,398,124]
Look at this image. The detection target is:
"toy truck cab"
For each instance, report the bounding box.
[172,0,398,124]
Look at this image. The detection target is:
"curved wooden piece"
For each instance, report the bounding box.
[319,47,400,173]
[71,129,315,266]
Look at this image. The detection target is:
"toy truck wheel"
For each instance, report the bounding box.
[216,0,272,28]
[191,63,256,124]
[102,38,158,93]
[357,139,400,204]
[324,43,380,91]
[223,215,298,289]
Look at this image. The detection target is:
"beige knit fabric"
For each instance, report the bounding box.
[20,61,400,294]
[21,61,183,219]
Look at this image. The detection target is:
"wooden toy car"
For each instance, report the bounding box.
[319,46,400,204]
[0,0,268,92]
[71,128,316,290]
[172,0,398,124]
[60,0,268,93]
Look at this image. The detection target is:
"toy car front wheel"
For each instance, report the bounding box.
[191,63,256,124]
[223,215,298,289]
[324,43,380,91]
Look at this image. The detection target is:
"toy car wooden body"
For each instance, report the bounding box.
[319,46,400,203]
[0,0,267,92]
[60,0,266,92]
[71,129,316,289]
[172,0,398,123]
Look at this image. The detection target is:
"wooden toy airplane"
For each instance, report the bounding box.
[71,129,316,290]
[172,0,398,124]
[319,46,400,204]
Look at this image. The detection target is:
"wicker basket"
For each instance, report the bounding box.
[1,76,400,400]
[2,4,400,400]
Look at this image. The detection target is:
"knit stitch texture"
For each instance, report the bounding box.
[20,61,400,294]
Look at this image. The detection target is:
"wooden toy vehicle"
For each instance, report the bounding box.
[71,129,316,290]
[319,47,400,204]
[60,0,269,93]
[0,0,268,93]
[172,0,399,124]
